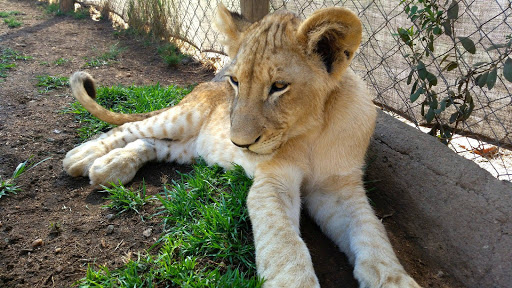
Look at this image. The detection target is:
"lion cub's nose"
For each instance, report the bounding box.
[231,135,261,148]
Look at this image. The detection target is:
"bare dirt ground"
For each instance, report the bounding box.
[0,1,463,287]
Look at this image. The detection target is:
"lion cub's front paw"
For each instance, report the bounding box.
[63,141,108,177]
[88,148,142,187]
[355,263,422,288]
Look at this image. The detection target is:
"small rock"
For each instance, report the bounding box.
[53,129,62,134]
[106,225,114,235]
[100,239,107,248]
[436,270,445,278]
[55,266,63,273]
[32,238,44,248]
[105,214,114,221]
[55,247,62,254]
[142,228,152,238]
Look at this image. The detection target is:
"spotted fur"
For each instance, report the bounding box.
[64,5,421,288]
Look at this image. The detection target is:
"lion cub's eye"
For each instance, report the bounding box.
[229,76,239,87]
[269,81,289,95]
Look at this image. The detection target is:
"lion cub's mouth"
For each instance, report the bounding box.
[247,133,283,155]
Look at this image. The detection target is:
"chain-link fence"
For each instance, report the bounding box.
[86,0,512,181]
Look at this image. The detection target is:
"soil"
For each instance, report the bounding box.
[0,1,462,287]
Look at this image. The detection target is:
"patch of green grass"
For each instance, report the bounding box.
[0,11,22,18]
[72,8,90,19]
[53,57,70,66]
[1,11,23,28]
[76,162,262,287]
[4,17,22,28]
[45,3,63,15]
[44,3,90,19]
[64,83,192,140]
[36,75,69,93]
[102,181,152,215]
[0,156,51,199]
[49,222,63,235]
[69,82,261,286]
[158,43,188,66]
[0,47,32,79]
[40,58,71,67]
[84,43,125,67]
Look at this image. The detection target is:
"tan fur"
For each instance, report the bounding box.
[64,4,421,288]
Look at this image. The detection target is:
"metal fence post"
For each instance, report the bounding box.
[240,0,269,22]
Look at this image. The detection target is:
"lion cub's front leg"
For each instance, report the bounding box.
[247,162,319,288]
[63,127,135,179]
[64,103,204,186]
[305,173,421,288]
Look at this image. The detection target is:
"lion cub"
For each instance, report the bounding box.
[64,4,421,288]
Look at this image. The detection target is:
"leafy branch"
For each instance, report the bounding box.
[397,0,512,144]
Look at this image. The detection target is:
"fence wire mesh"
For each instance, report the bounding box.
[91,0,512,181]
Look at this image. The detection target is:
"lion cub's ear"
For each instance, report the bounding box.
[214,3,252,58]
[297,7,362,79]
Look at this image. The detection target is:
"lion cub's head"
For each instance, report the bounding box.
[215,5,362,154]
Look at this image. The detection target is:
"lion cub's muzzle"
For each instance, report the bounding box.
[231,136,261,149]
[230,129,282,155]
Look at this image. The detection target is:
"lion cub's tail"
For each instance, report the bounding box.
[69,71,170,125]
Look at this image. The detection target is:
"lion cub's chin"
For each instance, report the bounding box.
[247,145,277,155]
[247,140,281,155]
[245,133,284,155]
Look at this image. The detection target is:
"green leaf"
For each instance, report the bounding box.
[474,74,482,86]
[417,61,427,80]
[472,61,488,68]
[466,91,475,118]
[433,26,442,35]
[439,54,451,65]
[449,111,459,123]
[428,38,434,52]
[435,98,448,114]
[410,86,424,103]
[458,37,476,54]
[425,107,435,123]
[411,80,418,95]
[447,0,459,20]
[397,28,411,46]
[429,92,438,108]
[442,20,452,37]
[487,67,497,89]
[444,61,458,72]
[407,69,414,85]
[426,72,438,86]
[477,71,489,87]
[411,80,418,94]
[444,93,454,108]
[485,43,509,51]
[410,5,418,15]
[504,57,512,82]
